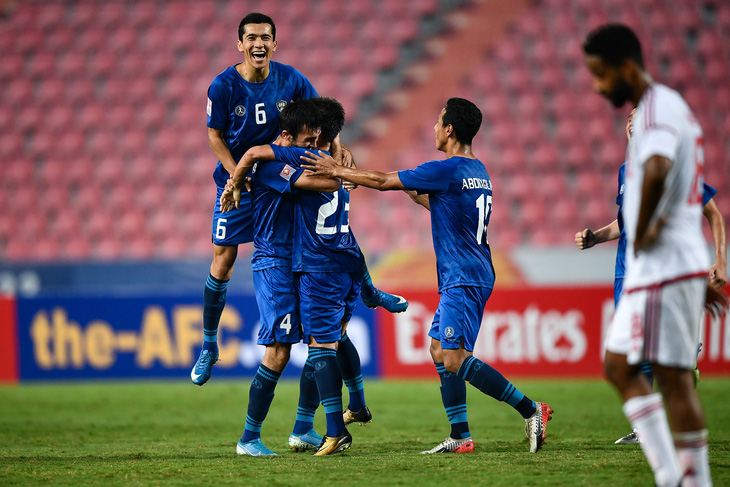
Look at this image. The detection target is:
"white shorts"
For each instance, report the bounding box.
[605,277,705,369]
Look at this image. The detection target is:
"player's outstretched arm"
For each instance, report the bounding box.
[300,151,405,191]
[703,197,728,288]
[220,145,277,212]
[231,145,276,189]
[575,220,619,250]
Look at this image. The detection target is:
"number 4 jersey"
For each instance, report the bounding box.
[398,156,496,293]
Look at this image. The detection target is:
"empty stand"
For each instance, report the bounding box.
[0,0,727,261]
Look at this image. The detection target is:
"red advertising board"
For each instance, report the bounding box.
[0,295,18,383]
[378,286,730,378]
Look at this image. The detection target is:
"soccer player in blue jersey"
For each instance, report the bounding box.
[301,98,554,454]
[193,12,405,386]
[575,110,727,445]
[192,12,318,386]
[222,100,341,456]
[221,97,376,456]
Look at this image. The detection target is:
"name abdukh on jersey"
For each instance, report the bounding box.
[462,178,492,190]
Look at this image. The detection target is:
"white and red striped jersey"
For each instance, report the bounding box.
[622,83,709,291]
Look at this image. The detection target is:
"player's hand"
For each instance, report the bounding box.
[575,229,596,250]
[342,147,356,169]
[709,262,728,289]
[343,181,358,192]
[634,216,667,255]
[220,186,241,212]
[704,282,729,318]
[300,150,338,177]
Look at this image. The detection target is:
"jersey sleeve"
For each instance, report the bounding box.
[291,68,318,100]
[702,182,717,206]
[207,75,230,130]
[397,160,455,193]
[255,161,304,194]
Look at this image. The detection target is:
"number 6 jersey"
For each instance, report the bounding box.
[398,156,496,293]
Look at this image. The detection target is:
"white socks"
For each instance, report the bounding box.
[622,393,682,487]
[675,429,711,487]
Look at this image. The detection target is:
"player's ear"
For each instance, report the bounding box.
[237,39,245,53]
[271,39,278,52]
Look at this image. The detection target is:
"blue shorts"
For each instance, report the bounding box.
[253,266,302,345]
[298,271,361,344]
[428,286,492,351]
[211,186,253,245]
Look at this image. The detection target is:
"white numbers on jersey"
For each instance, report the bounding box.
[216,218,228,240]
[315,192,350,235]
[255,103,267,125]
[279,313,292,335]
[475,194,492,245]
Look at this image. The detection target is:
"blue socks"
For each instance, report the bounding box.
[435,362,470,439]
[241,364,280,442]
[360,262,375,298]
[457,356,536,419]
[202,274,228,355]
[292,358,320,435]
[640,361,654,387]
[337,333,366,412]
[309,347,345,437]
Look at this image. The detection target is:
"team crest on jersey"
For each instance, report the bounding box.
[235,105,246,116]
[279,164,295,181]
[276,100,288,112]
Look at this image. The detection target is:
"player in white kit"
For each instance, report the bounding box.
[584,24,727,487]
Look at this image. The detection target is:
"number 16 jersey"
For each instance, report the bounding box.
[398,156,496,293]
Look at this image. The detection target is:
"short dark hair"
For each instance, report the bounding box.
[582,24,644,68]
[279,99,321,138]
[239,13,276,41]
[311,97,345,143]
[442,98,482,145]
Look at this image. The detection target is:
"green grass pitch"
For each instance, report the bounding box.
[2,378,729,486]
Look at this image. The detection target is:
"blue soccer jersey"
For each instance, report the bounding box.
[249,146,307,271]
[615,163,628,281]
[268,147,362,274]
[207,62,318,188]
[398,157,496,292]
[206,62,317,246]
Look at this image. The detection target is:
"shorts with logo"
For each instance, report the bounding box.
[605,276,705,369]
[211,185,254,245]
[298,271,361,344]
[253,266,302,345]
[429,286,492,351]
